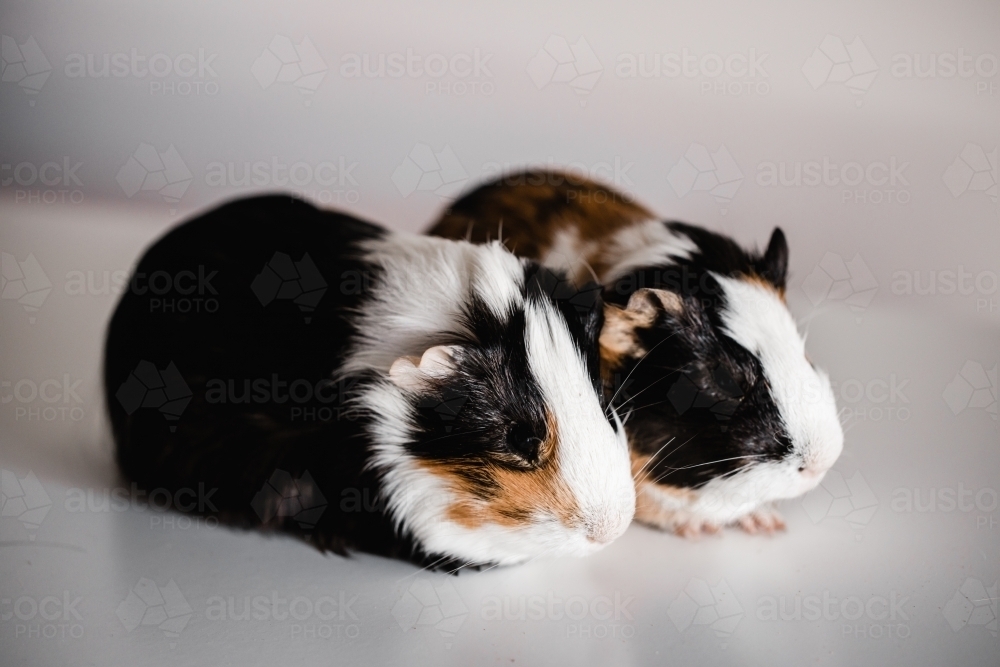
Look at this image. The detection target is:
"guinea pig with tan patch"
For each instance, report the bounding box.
[429,171,844,537]
[104,194,635,569]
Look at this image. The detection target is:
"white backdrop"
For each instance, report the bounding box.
[1,1,998,665]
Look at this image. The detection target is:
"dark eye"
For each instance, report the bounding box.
[506,423,543,463]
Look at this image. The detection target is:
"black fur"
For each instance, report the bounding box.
[427,172,795,490]
[606,223,793,487]
[104,194,608,567]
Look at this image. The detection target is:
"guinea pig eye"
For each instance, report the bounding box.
[505,423,543,463]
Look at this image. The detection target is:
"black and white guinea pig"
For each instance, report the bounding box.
[104,194,635,568]
[429,171,844,537]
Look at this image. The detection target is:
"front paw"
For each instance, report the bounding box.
[673,514,722,539]
[736,507,786,535]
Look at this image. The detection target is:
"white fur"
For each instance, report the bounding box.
[713,275,843,480]
[523,299,635,546]
[666,274,846,528]
[601,219,698,285]
[634,276,843,532]
[352,233,635,564]
[539,227,599,286]
[528,220,842,531]
[339,235,522,377]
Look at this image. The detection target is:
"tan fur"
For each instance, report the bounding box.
[422,412,579,530]
[598,288,684,384]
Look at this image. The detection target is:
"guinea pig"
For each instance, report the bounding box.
[104,194,635,568]
[429,171,844,537]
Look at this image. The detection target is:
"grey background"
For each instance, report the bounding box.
[1,1,998,665]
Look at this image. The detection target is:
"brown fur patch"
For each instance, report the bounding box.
[428,170,654,281]
[599,303,649,383]
[633,480,700,529]
[598,289,684,385]
[422,411,579,530]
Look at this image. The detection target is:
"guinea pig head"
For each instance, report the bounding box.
[604,228,843,520]
[369,261,635,566]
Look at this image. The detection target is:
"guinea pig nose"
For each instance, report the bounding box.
[584,517,627,545]
[798,466,822,479]
[586,531,614,545]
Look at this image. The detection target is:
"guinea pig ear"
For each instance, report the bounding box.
[601,289,683,361]
[388,345,459,392]
[759,227,789,290]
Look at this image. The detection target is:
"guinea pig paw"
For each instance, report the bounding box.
[673,517,721,539]
[737,508,786,535]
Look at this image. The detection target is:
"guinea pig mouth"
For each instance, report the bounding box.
[794,466,829,494]
[585,531,616,546]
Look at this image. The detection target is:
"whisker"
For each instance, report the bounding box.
[605,332,682,415]
[632,436,677,482]
[650,454,767,485]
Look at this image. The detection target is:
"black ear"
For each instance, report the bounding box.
[759,227,788,290]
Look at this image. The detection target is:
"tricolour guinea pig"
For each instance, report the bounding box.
[104,194,635,568]
[429,171,844,537]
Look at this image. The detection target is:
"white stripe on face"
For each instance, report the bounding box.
[523,299,635,543]
[713,275,843,474]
